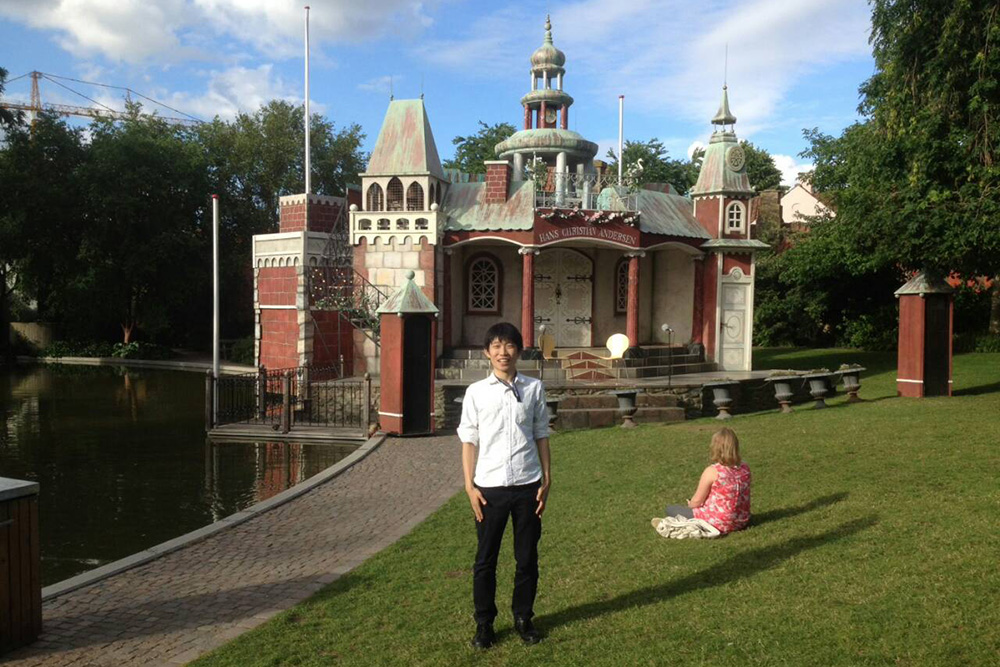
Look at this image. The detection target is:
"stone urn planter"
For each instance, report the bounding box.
[803,371,835,409]
[838,365,866,402]
[705,381,739,420]
[612,389,639,428]
[765,373,801,413]
[545,397,561,431]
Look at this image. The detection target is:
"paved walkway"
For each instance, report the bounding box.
[5,435,462,666]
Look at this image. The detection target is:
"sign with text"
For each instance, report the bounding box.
[533,218,640,247]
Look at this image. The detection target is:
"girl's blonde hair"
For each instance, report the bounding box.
[709,428,741,466]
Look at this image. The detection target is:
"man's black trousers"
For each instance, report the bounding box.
[473,481,542,624]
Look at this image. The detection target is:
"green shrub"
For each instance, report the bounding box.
[228,336,255,365]
[41,340,115,358]
[974,335,1000,353]
[837,306,898,351]
[111,341,175,360]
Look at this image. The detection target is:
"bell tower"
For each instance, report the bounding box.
[522,15,572,132]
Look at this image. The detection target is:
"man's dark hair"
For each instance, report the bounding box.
[483,322,523,352]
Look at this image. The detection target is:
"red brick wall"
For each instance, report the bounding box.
[257,267,297,307]
[701,254,719,361]
[279,203,307,233]
[723,254,752,275]
[484,162,511,204]
[279,198,345,233]
[694,197,720,238]
[311,310,355,370]
[260,309,299,370]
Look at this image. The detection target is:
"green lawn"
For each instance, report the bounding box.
[195,349,1000,666]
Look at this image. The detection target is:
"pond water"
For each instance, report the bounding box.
[0,363,357,586]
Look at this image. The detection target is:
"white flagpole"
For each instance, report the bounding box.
[618,95,624,186]
[212,194,220,419]
[304,5,311,195]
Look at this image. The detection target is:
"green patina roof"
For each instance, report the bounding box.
[712,85,737,125]
[636,188,711,239]
[701,238,769,251]
[531,15,566,71]
[690,131,753,196]
[894,271,954,296]
[365,99,445,179]
[495,128,598,159]
[376,271,439,315]
[443,181,536,231]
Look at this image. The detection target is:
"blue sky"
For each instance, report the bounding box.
[0,0,876,185]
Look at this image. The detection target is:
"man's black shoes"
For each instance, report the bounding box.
[470,622,496,649]
[514,617,542,644]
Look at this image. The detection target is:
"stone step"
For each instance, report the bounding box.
[555,406,686,431]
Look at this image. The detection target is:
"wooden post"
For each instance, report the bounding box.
[626,252,641,348]
[257,366,267,421]
[204,370,214,431]
[362,372,372,432]
[0,478,42,654]
[281,371,292,434]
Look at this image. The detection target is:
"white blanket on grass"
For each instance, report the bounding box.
[651,515,721,539]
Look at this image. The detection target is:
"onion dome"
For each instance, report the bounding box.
[530,15,565,71]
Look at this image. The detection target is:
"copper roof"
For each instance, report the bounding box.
[894,271,954,296]
[365,99,445,179]
[442,181,536,231]
[376,271,439,315]
[636,189,711,239]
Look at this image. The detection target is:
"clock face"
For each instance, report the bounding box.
[726,145,746,171]
[545,108,558,125]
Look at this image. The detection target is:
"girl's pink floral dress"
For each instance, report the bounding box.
[692,463,751,533]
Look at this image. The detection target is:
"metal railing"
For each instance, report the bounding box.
[533,172,639,212]
[208,366,372,434]
[309,266,389,344]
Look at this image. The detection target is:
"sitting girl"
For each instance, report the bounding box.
[664,427,751,535]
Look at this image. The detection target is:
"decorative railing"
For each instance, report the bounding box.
[209,366,372,434]
[532,171,639,212]
[309,266,389,344]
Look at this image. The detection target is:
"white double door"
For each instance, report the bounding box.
[534,249,593,347]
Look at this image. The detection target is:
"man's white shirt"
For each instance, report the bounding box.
[457,372,549,488]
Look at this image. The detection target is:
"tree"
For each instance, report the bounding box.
[740,140,783,192]
[0,67,21,132]
[0,66,24,362]
[443,121,516,175]
[806,0,1000,332]
[605,139,700,194]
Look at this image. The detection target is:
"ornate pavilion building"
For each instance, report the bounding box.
[253,16,766,385]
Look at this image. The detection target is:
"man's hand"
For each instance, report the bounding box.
[535,480,550,516]
[467,486,487,522]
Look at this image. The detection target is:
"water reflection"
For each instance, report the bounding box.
[0,364,357,586]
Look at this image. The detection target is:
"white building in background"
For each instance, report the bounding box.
[780,180,833,225]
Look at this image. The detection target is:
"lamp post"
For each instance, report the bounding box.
[661,323,673,387]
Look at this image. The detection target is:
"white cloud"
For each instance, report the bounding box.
[417,0,871,136]
[0,0,442,63]
[687,141,706,160]
[164,64,304,119]
[773,153,813,187]
[357,75,402,95]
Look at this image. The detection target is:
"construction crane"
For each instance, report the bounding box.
[0,71,203,126]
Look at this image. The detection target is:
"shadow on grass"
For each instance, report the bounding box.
[953,381,1000,397]
[536,515,878,632]
[750,492,849,527]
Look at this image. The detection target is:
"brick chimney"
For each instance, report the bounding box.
[483,160,512,204]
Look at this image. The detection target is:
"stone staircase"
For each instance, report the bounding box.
[436,346,715,382]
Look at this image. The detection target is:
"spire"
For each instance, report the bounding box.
[712,85,737,126]
[544,14,553,44]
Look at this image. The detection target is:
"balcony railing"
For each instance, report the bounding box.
[533,172,639,212]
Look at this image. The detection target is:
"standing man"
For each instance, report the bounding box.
[458,322,551,649]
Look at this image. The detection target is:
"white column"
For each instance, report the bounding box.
[555,151,567,206]
[531,71,536,91]
[557,73,563,90]
[513,153,525,181]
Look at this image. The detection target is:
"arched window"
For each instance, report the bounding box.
[406,182,424,211]
[387,177,404,211]
[358,218,372,230]
[396,218,409,230]
[429,182,436,207]
[366,183,384,211]
[377,218,391,231]
[726,201,745,233]
[615,258,629,314]
[467,254,502,314]
[415,218,429,230]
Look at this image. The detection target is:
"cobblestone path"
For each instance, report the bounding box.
[4,435,462,666]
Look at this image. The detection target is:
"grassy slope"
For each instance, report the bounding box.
[195,349,1000,667]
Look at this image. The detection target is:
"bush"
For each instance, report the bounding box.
[39,340,175,360]
[111,341,175,360]
[228,336,255,365]
[837,306,899,351]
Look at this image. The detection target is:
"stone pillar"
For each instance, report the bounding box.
[524,105,531,130]
[540,101,548,128]
[557,72,563,90]
[530,71,536,91]
[626,251,644,348]
[519,247,539,352]
[443,249,452,348]
[561,104,568,129]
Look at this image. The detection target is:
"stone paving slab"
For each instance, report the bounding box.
[3,434,462,667]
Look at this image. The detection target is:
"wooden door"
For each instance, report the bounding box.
[534,249,593,347]
[402,316,432,434]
